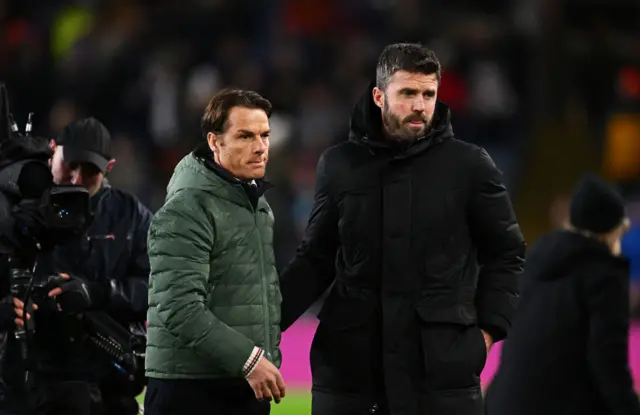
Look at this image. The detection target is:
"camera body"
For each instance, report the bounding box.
[8,263,147,395]
[84,311,147,396]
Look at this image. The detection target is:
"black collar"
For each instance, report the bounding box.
[193,144,273,206]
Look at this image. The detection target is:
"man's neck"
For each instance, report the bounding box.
[86,181,103,197]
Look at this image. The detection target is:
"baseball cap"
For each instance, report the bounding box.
[56,117,112,173]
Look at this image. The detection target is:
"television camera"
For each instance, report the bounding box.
[0,84,146,394]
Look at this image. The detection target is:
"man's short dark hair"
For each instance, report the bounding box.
[376,43,441,90]
[201,88,273,136]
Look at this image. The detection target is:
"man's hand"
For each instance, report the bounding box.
[0,296,38,328]
[47,273,70,297]
[13,297,37,326]
[247,356,287,404]
[47,273,103,313]
[481,329,493,354]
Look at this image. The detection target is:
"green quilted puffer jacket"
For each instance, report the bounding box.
[145,152,281,379]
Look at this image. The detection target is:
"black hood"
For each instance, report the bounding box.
[528,230,628,281]
[348,80,454,154]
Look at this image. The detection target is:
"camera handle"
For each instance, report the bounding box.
[8,259,38,387]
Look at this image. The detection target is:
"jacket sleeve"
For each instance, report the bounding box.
[468,148,526,342]
[107,200,152,322]
[583,261,640,415]
[0,257,13,331]
[279,151,340,331]
[148,191,255,376]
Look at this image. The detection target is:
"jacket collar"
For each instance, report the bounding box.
[192,144,273,208]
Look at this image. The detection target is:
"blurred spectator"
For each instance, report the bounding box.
[487,174,640,415]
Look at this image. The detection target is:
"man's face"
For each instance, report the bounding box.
[208,106,270,181]
[373,71,439,142]
[50,144,104,189]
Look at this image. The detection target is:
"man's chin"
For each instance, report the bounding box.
[396,130,424,142]
[405,124,427,135]
[240,170,266,181]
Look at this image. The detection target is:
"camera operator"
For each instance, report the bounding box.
[1,117,152,415]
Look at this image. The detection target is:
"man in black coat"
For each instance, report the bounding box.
[279,43,526,415]
[485,174,640,415]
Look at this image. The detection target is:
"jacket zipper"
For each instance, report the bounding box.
[242,188,272,361]
[255,212,272,360]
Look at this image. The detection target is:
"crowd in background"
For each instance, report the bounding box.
[1,0,639,312]
[0,0,536,269]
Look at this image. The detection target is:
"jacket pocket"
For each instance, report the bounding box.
[415,289,477,326]
[311,290,378,394]
[421,386,484,415]
[416,306,487,391]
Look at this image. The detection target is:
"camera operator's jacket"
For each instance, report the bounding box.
[145,150,281,379]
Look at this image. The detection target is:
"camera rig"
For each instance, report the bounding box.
[0,84,146,395]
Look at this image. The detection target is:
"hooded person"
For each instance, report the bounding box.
[485,174,640,415]
[279,42,525,415]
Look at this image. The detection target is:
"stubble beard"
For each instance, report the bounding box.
[382,104,431,143]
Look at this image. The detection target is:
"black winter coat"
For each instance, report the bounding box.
[280,85,526,415]
[485,230,640,415]
[31,184,152,374]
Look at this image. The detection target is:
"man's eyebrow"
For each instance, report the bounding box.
[236,129,255,135]
[236,129,271,136]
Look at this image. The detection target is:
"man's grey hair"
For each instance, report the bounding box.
[375,43,442,90]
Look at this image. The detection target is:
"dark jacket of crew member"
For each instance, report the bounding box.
[0,118,151,415]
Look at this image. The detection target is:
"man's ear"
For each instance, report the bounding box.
[372,87,384,109]
[207,132,220,153]
[48,140,56,166]
[105,159,116,174]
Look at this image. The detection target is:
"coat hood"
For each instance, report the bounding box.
[165,150,227,199]
[165,145,271,210]
[348,80,454,153]
[528,230,629,281]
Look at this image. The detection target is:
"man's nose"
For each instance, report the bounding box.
[412,97,426,112]
[253,138,268,154]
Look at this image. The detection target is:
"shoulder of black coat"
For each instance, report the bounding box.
[436,137,489,166]
[99,186,152,219]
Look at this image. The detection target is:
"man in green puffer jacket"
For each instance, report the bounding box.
[144,88,285,415]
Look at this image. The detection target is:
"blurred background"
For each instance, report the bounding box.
[1,0,640,412]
